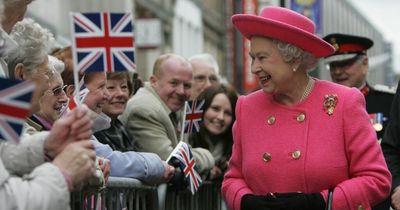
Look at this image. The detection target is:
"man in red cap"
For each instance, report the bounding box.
[324,33,394,210]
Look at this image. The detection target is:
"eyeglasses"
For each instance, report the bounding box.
[193,75,219,84]
[49,85,67,96]
[327,55,363,71]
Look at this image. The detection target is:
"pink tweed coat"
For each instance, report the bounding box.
[222,79,391,210]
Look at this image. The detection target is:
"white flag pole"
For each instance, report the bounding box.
[167,101,188,163]
[69,12,81,107]
[179,101,188,142]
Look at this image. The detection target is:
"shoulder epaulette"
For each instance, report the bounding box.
[373,84,396,94]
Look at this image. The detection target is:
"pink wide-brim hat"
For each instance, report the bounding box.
[232,6,335,58]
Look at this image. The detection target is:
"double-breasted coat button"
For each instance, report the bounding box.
[357,205,365,210]
[263,152,271,162]
[291,150,301,159]
[297,113,305,122]
[267,116,276,125]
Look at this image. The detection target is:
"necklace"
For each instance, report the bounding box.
[299,76,314,102]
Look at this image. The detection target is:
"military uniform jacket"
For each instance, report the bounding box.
[381,81,400,190]
[120,83,214,173]
[222,79,391,210]
[364,83,395,139]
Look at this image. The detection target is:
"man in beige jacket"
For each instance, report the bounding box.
[120,54,214,174]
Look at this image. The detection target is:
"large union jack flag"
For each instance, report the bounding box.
[169,142,202,194]
[0,78,35,144]
[70,12,136,73]
[184,99,204,133]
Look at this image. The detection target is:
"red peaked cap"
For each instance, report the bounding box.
[322,33,373,62]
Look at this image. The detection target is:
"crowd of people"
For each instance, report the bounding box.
[1,1,400,210]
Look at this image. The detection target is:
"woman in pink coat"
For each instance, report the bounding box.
[222,6,391,210]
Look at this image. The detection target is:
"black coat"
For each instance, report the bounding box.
[365,84,395,140]
[380,81,400,210]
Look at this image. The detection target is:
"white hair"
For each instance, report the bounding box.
[272,38,318,70]
[48,55,65,73]
[6,18,54,78]
[189,53,220,75]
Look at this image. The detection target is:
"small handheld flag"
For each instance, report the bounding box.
[67,77,89,111]
[167,142,202,194]
[0,78,35,144]
[184,99,204,134]
[70,12,136,74]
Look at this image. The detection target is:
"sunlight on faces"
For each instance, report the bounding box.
[203,93,233,135]
[250,36,294,95]
[84,72,110,114]
[190,60,218,100]
[37,72,68,123]
[329,55,367,88]
[152,57,192,112]
[102,78,129,119]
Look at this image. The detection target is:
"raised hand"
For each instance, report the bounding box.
[52,140,96,191]
[44,104,92,159]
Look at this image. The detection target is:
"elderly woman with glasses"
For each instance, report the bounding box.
[24,55,68,134]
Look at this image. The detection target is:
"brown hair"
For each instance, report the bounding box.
[107,72,133,96]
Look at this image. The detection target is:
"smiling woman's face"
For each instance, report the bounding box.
[37,71,68,123]
[203,93,233,135]
[102,78,129,119]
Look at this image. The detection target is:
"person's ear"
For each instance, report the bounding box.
[14,63,26,80]
[362,56,369,66]
[65,85,75,97]
[291,60,301,73]
[149,75,157,86]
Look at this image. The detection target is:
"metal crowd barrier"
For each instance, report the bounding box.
[165,180,226,210]
[71,177,158,210]
[71,177,226,210]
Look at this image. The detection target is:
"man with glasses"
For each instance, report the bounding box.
[324,33,394,210]
[189,53,220,100]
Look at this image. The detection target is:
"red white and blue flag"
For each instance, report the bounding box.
[0,78,35,144]
[184,99,204,133]
[169,142,202,194]
[67,78,89,111]
[70,12,136,73]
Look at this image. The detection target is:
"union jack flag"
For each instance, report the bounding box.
[184,99,204,133]
[70,12,135,73]
[0,78,35,144]
[169,142,202,194]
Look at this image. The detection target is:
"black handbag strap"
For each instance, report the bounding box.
[326,189,333,210]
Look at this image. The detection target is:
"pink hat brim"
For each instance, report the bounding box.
[232,14,335,58]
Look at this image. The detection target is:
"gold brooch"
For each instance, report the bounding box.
[323,94,338,116]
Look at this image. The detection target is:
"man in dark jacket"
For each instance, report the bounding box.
[324,33,395,210]
[381,80,400,209]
